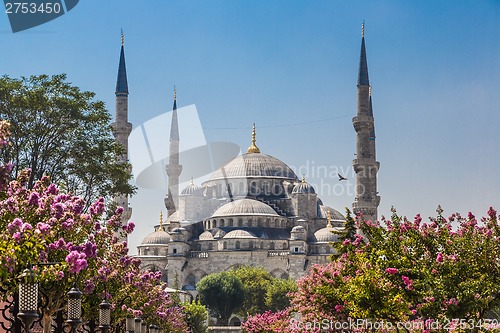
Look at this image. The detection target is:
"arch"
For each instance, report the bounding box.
[265,218,270,228]
[185,274,196,286]
[282,242,287,250]
[248,219,253,228]
[229,316,242,326]
[219,219,225,227]
[223,241,227,250]
[270,242,275,250]
[235,241,240,250]
[249,241,254,249]
[228,218,234,227]
[257,218,262,228]
[260,241,264,249]
[208,242,213,250]
[237,219,243,227]
[270,268,288,279]
[212,219,216,228]
[153,248,159,256]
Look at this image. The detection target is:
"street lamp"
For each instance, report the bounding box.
[99,298,112,333]
[126,317,135,333]
[66,282,82,331]
[17,265,39,332]
[141,321,147,333]
[149,324,157,333]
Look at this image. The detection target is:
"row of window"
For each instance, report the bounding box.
[204,218,287,229]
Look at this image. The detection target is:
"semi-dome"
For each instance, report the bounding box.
[319,206,345,221]
[313,227,343,243]
[211,199,279,218]
[223,229,258,239]
[292,177,316,194]
[207,153,298,182]
[181,180,202,196]
[199,230,214,240]
[141,230,170,245]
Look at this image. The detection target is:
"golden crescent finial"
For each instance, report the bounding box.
[121,29,124,46]
[159,211,164,229]
[301,175,306,182]
[246,123,261,154]
[327,210,332,228]
[361,21,365,38]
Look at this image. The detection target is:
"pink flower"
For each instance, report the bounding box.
[436,252,443,263]
[36,222,50,234]
[65,251,88,274]
[385,268,398,274]
[12,232,21,242]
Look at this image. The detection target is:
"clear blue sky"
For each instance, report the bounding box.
[2,1,499,253]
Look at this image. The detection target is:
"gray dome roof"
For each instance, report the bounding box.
[141,230,170,245]
[211,199,279,218]
[213,229,226,239]
[319,206,345,221]
[292,179,316,194]
[199,230,214,240]
[223,229,258,239]
[208,153,298,181]
[181,181,202,196]
[313,227,343,243]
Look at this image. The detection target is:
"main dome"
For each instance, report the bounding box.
[211,199,279,218]
[208,153,298,181]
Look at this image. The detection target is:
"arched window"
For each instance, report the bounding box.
[153,248,158,256]
[220,219,225,227]
[208,243,213,250]
[237,219,243,227]
[223,242,227,250]
[282,242,287,249]
[270,242,275,250]
[228,218,234,227]
[172,248,177,254]
[260,241,264,249]
[236,241,240,250]
[249,241,254,249]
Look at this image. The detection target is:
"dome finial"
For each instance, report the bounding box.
[159,211,164,229]
[327,210,332,228]
[121,29,124,46]
[190,177,194,185]
[301,174,306,182]
[246,123,261,154]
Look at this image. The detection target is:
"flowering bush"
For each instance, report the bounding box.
[244,206,500,332]
[0,121,187,332]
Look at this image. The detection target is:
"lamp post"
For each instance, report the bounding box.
[141,321,147,333]
[66,282,82,331]
[17,265,39,333]
[126,317,135,333]
[99,298,112,333]
[134,317,141,333]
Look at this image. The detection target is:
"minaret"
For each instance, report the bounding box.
[352,23,380,222]
[164,87,182,217]
[112,30,133,226]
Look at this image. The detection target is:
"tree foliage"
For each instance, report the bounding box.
[0,74,135,208]
[265,278,297,312]
[231,266,273,316]
[197,271,245,325]
[183,300,208,333]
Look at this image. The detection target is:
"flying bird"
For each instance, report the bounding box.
[338,173,347,181]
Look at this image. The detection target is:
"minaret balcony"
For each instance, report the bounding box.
[352,115,374,131]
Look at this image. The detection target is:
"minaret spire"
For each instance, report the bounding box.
[112,30,133,235]
[352,23,380,223]
[165,86,183,217]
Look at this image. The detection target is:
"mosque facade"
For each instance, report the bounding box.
[112,25,380,293]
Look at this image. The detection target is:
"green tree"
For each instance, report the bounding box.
[264,278,297,312]
[183,300,208,333]
[231,266,273,316]
[197,271,245,325]
[0,74,135,208]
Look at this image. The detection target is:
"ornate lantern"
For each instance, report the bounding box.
[17,265,39,331]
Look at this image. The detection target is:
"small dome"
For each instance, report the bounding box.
[181,180,203,196]
[211,199,278,218]
[319,206,345,221]
[199,230,214,240]
[223,229,257,239]
[292,177,315,194]
[141,230,170,245]
[313,227,343,243]
[291,225,306,233]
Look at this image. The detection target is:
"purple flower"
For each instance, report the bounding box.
[28,192,40,206]
[36,222,51,234]
[65,251,88,274]
[8,218,23,232]
[12,232,21,242]
[20,223,33,232]
[115,206,124,215]
[84,242,97,258]
[436,252,443,263]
